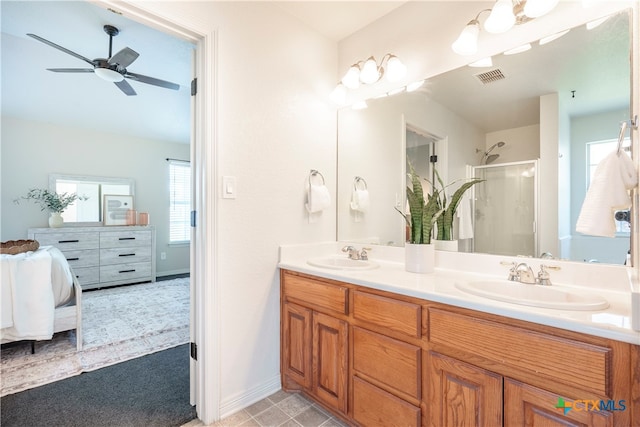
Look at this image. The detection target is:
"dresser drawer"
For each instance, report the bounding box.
[100,231,152,249]
[353,377,420,427]
[353,290,421,338]
[34,232,99,250]
[62,249,99,268]
[428,308,611,396]
[100,262,152,283]
[282,272,348,315]
[72,266,100,285]
[100,246,152,266]
[353,327,421,400]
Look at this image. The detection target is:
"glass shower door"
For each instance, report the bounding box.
[473,161,538,257]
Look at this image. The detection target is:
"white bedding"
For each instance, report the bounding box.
[1,246,75,341]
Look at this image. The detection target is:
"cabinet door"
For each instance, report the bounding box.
[313,312,348,413]
[282,303,312,389]
[505,379,613,427]
[427,352,502,427]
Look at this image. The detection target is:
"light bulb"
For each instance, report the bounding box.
[484,0,516,34]
[359,57,380,84]
[94,67,124,82]
[341,65,360,89]
[451,21,480,56]
[523,0,559,18]
[330,83,347,105]
[385,56,407,82]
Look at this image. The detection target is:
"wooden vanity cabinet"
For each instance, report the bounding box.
[280,270,639,427]
[281,271,349,415]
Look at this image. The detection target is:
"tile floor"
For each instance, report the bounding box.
[182,390,350,427]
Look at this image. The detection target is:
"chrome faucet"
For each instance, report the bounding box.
[341,245,371,260]
[502,261,560,285]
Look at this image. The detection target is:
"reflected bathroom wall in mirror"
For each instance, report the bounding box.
[337,9,632,265]
[49,174,135,225]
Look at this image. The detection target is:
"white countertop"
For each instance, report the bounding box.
[279,242,640,345]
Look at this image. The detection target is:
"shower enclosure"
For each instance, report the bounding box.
[472,160,539,257]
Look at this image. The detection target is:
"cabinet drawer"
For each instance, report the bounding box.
[353,290,421,338]
[62,249,99,268]
[100,247,152,266]
[100,262,151,283]
[100,231,152,249]
[34,232,99,250]
[282,273,348,315]
[353,327,421,400]
[428,308,611,396]
[353,377,420,427]
[72,266,100,285]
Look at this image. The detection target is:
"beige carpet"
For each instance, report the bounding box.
[1,278,190,396]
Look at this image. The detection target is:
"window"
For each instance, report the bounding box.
[169,160,191,243]
[586,138,631,234]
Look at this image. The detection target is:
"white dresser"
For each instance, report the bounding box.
[28,226,156,290]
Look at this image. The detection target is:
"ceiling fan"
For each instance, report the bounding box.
[27,25,180,96]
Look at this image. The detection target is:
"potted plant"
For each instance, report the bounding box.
[395,164,443,273]
[433,170,484,251]
[15,188,86,228]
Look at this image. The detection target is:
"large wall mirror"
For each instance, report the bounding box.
[49,174,135,226]
[337,9,632,265]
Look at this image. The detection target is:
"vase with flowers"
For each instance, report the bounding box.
[15,188,87,228]
[395,163,444,273]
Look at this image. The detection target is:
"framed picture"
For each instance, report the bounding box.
[103,195,134,226]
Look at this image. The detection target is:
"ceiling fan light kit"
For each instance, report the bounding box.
[27,24,179,96]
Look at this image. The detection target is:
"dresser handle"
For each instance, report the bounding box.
[119,253,135,257]
[67,257,80,261]
[59,239,79,243]
[119,237,136,241]
[119,269,135,273]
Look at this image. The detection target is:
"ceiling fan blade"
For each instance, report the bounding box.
[114,79,137,96]
[27,33,95,66]
[47,68,95,73]
[109,47,139,68]
[125,71,180,91]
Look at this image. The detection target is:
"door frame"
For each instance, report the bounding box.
[91,1,219,424]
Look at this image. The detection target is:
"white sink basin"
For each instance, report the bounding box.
[455,280,609,311]
[307,256,379,271]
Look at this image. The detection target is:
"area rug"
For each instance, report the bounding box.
[1,277,190,396]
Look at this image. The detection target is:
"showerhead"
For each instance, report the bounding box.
[485,154,500,164]
[486,141,506,154]
[479,141,506,164]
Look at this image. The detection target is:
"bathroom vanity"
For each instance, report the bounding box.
[279,243,640,427]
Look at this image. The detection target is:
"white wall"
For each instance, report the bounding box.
[128,0,338,416]
[485,125,539,164]
[0,116,190,276]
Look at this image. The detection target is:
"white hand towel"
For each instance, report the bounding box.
[306,183,331,213]
[457,195,474,240]
[576,150,638,237]
[350,189,370,213]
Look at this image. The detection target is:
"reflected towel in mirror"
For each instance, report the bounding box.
[576,150,638,237]
[350,189,370,213]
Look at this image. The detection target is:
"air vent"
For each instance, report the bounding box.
[474,69,506,85]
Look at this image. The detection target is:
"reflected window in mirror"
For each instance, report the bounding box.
[49,174,135,225]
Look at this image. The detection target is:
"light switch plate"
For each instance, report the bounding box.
[222,176,237,199]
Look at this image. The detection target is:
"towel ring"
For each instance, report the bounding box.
[353,176,368,191]
[309,169,325,185]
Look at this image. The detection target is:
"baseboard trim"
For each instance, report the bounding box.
[156,269,190,278]
[218,374,281,419]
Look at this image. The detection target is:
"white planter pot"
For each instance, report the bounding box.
[49,212,64,228]
[405,243,435,273]
[435,239,458,252]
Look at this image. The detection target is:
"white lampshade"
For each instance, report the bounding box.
[451,21,480,56]
[330,83,347,105]
[385,56,407,82]
[484,0,516,34]
[359,57,380,84]
[523,0,559,18]
[94,67,124,82]
[341,65,360,89]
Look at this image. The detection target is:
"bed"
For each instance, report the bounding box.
[1,245,82,351]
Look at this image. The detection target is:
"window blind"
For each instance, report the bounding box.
[169,160,191,243]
